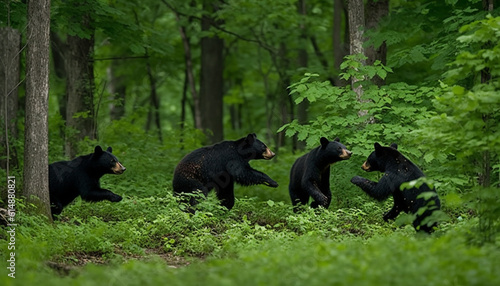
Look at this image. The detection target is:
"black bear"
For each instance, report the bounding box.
[173,133,278,211]
[49,146,126,217]
[289,137,352,211]
[350,143,441,233]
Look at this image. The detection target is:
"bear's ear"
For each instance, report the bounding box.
[94,146,103,154]
[374,142,383,153]
[106,147,113,153]
[320,137,330,149]
[245,133,256,145]
[91,146,103,160]
[390,143,398,150]
[334,137,340,142]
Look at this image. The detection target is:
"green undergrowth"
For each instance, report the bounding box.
[1,192,498,286]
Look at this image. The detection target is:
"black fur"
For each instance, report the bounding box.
[351,143,440,233]
[49,146,126,217]
[289,137,352,211]
[173,133,278,210]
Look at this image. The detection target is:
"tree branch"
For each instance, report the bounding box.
[160,0,277,55]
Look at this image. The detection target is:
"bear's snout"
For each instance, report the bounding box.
[340,149,352,159]
[263,148,275,160]
[112,162,126,174]
[361,161,371,171]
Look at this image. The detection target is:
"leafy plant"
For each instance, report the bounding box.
[417,14,500,244]
[279,54,438,162]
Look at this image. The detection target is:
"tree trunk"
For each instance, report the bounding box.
[478,0,493,190]
[200,1,224,144]
[333,0,348,86]
[296,0,308,151]
[64,16,96,158]
[0,27,21,173]
[145,54,162,143]
[24,0,52,221]
[347,0,367,117]
[107,60,126,120]
[169,2,202,130]
[50,31,68,121]
[478,0,493,188]
[347,0,365,67]
[277,43,291,148]
[365,0,388,86]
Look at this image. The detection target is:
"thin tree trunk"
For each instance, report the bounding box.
[477,0,494,245]
[107,60,126,120]
[479,0,493,188]
[24,0,52,221]
[347,0,365,96]
[365,0,388,86]
[145,51,162,143]
[50,32,68,121]
[1,27,21,172]
[478,0,493,189]
[200,1,224,144]
[277,42,291,148]
[180,68,188,131]
[333,0,348,86]
[172,6,202,130]
[64,25,96,158]
[296,0,309,151]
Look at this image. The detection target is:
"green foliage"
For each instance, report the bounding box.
[373,0,491,84]
[417,15,500,243]
[1,196,498,286]
[279,55,437,160]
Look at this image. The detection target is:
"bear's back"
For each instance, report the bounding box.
[175,141,239,181]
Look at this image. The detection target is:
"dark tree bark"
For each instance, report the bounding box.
[479,0,494,188]
[50,31,68,121]
[0,27,21,173]
[200,0,224,144]
[365,0,389,86]
[145,54,162,143]
[296,0,309,151]
[483,0,494,11]
[180,68,189,131]
[64,13,96,158]
[24,0,52,221]
[107,60,126,120]
[276,42,292,148]
[333,0,348,86]
[164,0,202,130]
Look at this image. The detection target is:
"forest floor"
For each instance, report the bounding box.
[1,192,499,286]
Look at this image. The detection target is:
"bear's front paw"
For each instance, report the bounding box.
[265,180,279,188]
[110,194,123,202]
[350,176,364,184]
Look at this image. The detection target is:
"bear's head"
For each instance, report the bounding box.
[319,137,352,163]
[90,146,126,175]
[238,133,276,161]
[361,142,398,172]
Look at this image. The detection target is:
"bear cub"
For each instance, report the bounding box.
[49,146,126,217]
[289,137,352,211]
[351,143,441,233]
[173,133,278,211]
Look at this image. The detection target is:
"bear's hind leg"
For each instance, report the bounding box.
[290,188,310,212]
[216,183,235,210]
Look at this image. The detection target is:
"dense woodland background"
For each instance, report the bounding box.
[1,0,500,285]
